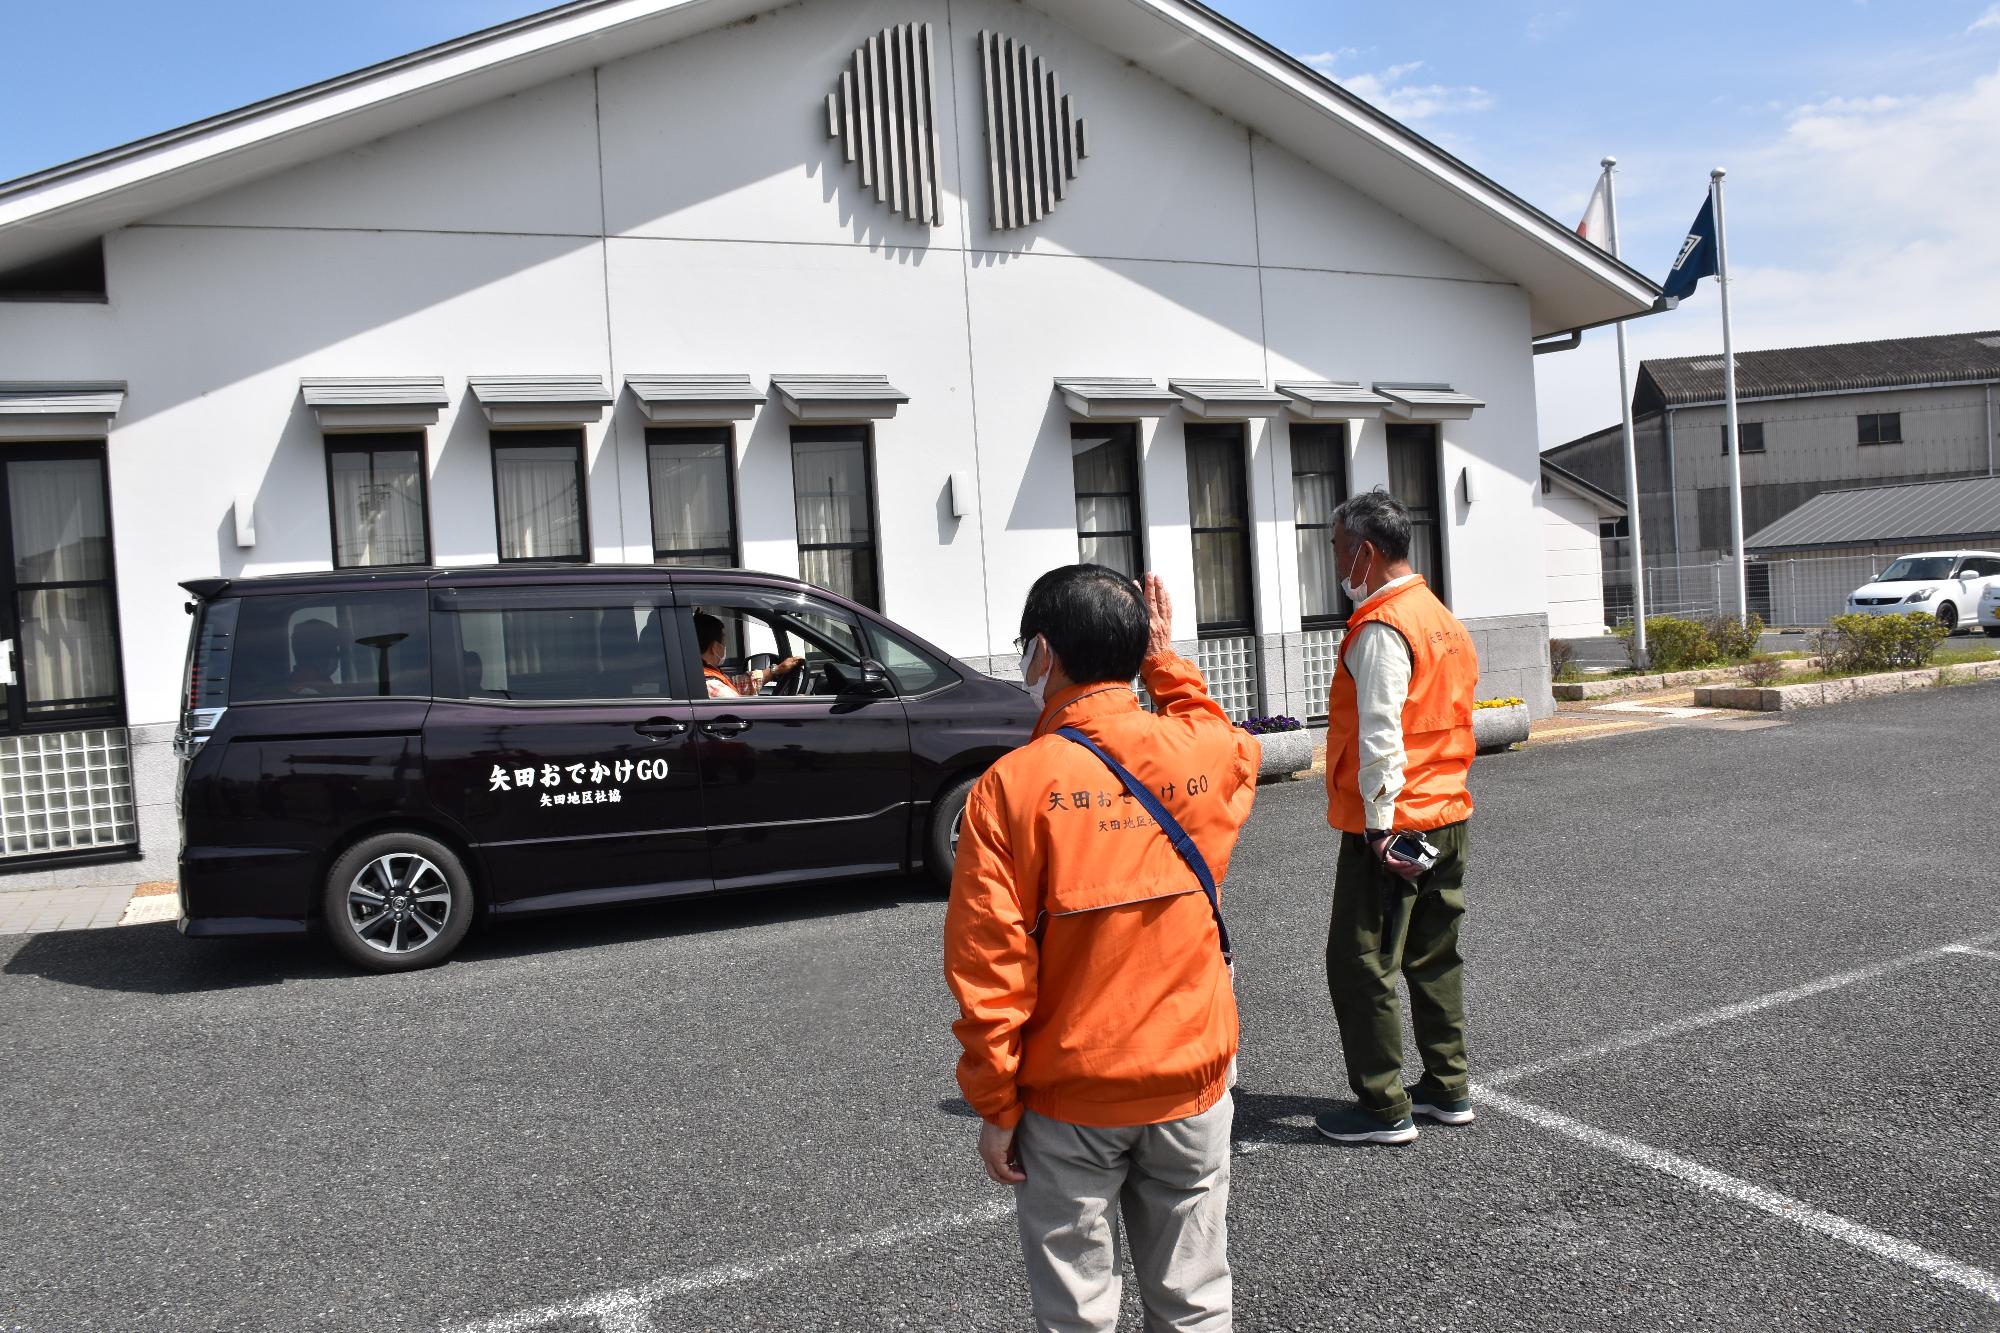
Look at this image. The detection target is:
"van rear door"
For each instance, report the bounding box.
[423,583,711,915]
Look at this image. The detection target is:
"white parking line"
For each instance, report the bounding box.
[1476,1087,2000,1305]
[445,1199,1016,1333]
[1942,945,2000,962]
[1481,929,2000,1088]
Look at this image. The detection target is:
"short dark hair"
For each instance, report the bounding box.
[693,612,726,652]
[1019,564,1148,685]
[1333,488,1412,562]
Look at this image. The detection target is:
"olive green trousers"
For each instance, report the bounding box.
[1325,820,1470,1123]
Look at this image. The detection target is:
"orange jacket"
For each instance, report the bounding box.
[944,652,1259,1129]
[1325,576,1478,834]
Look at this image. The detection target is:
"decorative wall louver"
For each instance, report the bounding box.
[826,24,943,227]
[977,31,1088,231]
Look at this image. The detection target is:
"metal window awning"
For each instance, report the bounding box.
[625,375,766,424]
[468,375,613,426]
[1275,380,1392,421]
[1168,378,1290,419]
[300,376,449,431]
[769,374,909,422]
[1055,377,1179,420]
[1373,382,1485,422]
[0,380,127,440]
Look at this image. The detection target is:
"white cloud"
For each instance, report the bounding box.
[1536,62,2000,447]
[1969,4,2000,32]
[1292,50,1493,120]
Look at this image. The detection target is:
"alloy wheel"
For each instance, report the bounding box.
[346,852,452,955]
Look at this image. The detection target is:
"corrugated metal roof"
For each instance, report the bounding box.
[1053,377,1179,402]
[1745,474,2000,552]
[1373,382,1485,410]
[1276,380,1391,409]
[625,374,765,405]
[0,381,127,415]
[300,376,448,407]
[768,374,908,404]
[1639,329,2000,409]
[467,374,613,405]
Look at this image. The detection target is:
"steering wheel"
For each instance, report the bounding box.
[777,658,811,696]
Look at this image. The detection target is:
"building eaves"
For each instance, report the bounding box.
[1540,457,1626,515]
[1745,474,2000,553]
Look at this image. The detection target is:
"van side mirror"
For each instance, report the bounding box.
[828,658,892,696]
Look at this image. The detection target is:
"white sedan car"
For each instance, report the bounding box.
[1845,550,2000,635]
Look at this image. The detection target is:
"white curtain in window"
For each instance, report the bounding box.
[330,448,427,567]
[1291,432,1343,621]
[1387,429,1441,588]
[496,445,583,560]
[8,458,107,584]
[649,439,732,558]
[792,438,869,546]
[19,588,116,709]
[1186,435,1249,628]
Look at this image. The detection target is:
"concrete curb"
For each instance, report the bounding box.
[1554,659,1820,701]
[1694,659,2000,711]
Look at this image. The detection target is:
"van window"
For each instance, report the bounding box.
[865,620,955,696]
[229,591,431,702]
[683,596,862,699]
[447,598,669,701]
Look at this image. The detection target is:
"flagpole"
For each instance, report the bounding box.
[1712,166,1747,626]
[1602,156,1647,662]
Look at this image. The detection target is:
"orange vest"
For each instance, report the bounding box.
[1325,576,1478,834]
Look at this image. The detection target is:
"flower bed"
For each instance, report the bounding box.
[1472,697,1529,753]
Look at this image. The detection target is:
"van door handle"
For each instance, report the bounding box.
[700,718,751,737]
[634,717,689,738]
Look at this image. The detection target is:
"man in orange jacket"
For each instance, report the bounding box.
[1317,489,1480,1146]
[945,566,1257,1332]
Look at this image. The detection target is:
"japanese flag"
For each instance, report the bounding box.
[1576,177,1612,251]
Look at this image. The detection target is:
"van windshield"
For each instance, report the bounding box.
[227,590,431,701]
[1876,557,1954,583]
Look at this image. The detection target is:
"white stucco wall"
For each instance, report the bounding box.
[0,0,1556,745]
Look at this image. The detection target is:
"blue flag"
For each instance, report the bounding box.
[1661,194,1719,300]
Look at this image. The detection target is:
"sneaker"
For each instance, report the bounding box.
[1411,1093,1475,1126]
[1314,1105,1420,1145]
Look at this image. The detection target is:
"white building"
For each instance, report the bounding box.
[1539,459,1624,639]
[0,0,1657,884]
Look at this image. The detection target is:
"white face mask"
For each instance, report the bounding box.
[1339,544,1374,605]
[1020,636,1051,710]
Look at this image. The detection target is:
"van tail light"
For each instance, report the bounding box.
[177,599,238,760]
[173,707,227,760]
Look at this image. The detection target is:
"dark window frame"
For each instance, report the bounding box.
[1857,412,1902,446]
[1722,421,1765,455]
[1185,422,1256,638]
[323,432,434,570]
[1385,422,1449,605]
[491,428,591,564]
[1290,422,1350,630]
[645,425,740,567]
[1069,422,1145,578]
[788,425,882,611]
[0,442,126,733]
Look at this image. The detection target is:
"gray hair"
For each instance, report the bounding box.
[1332,488,1412,562]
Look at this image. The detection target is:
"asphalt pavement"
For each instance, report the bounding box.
[3,680,1998,1331]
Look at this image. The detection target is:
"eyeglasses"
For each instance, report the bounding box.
[1013,635,1029,654]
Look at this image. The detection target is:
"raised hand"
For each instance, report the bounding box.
[1143,573,1173,660]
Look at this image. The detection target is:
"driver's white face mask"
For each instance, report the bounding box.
[1020,635,1051,711]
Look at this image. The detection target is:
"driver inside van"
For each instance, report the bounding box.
[694,612,803,699]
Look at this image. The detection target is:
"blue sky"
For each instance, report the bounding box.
[5,1,1998,446]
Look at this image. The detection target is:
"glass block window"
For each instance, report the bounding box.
[1072,423,1143,578]
[1191,634,1259,723]
[0,727,136,858]
[1301,627,1341,720]
[648,427,737,568]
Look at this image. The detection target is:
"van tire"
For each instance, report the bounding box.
[925,773,983,889]
[323,832,475,973]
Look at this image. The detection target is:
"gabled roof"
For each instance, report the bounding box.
[1540,457,1625,516]
[0,0,1657,338]
[1746,475,2000,554]
[1635,329,2000,413]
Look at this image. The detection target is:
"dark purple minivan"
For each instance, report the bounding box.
[174,566,1034,971]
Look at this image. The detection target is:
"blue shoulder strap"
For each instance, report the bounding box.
[1055,726,1232,963]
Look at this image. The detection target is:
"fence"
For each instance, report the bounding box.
[1604,552,1906,629]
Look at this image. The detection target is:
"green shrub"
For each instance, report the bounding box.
[1706,613,1765,663]
[1642,616,1715,672]
[1817,612,1947,674]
